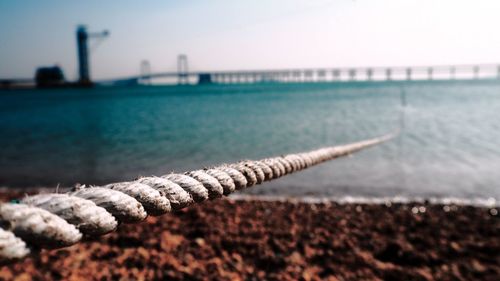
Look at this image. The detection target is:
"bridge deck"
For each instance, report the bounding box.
[115,63,500,85]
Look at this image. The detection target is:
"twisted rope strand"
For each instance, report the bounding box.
[184,171,224,199]
[215,166,248,190]
[0,228,30,262]
[0,204,82,249]
[137,177,193,210]
[71,187,147,223]
[0,134,393,263]
[104,182,171,216]
[21,194,118,236]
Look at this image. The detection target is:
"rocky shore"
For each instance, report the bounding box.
[0,191,499,281]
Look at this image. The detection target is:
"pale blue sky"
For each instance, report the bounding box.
[1,0,500,80]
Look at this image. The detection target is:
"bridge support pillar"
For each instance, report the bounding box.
[332,70,340,81]
[140,60,151,85]
[317,70,325,81]
[349,69,356,81]
[177,54,189,84]
[367,69,373,81]
[304,70,313,82]
[406,68,412,81]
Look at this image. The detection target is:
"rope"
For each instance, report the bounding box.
[0,134,394,263]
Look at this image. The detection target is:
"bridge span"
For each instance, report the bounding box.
[106,63,500,86]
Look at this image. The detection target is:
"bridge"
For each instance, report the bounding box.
[104,56,500,86]
[2,26,500,88]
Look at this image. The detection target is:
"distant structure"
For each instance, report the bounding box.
[35,66,65,88]
[4,31,500,89]
[118,62,500,86]
[177,54,189,84]
[0,24,109,89]
[198,73,213,84]
[76,25,109,86]
[140,60,152,85]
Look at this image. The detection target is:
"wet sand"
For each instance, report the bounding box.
[0,191,499,281]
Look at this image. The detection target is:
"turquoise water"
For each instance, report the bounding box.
[1,81,499,200]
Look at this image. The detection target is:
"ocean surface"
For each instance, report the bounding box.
[1,81,499,200]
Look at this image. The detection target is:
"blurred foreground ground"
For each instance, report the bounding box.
[0,191,499,281]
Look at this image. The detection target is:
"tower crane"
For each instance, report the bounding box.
[76,25,109,86]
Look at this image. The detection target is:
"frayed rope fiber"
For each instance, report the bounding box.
[0,134,394,263]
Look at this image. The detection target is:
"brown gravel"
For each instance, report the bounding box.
[0,191,499,281]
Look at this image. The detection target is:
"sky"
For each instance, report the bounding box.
[1,0,500,80]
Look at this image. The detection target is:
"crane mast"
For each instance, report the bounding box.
[76,25,109,86]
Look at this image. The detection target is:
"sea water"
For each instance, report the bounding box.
[1,81,499,200]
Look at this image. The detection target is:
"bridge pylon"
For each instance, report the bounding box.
[177,54,189,84]
[367,69,373,81]
[140,60,151,85]
[473,66,479,79]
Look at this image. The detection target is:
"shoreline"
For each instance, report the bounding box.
[229,194,499,208]
[1,190,499,280]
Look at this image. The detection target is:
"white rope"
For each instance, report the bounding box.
[185,170,224,199]
[204,168,236,195]
[136,176,194,210]
[21,194,117,236]
[0,134,393,263]
[0,228,30,264]
[104,182,171,216]
[229,163,258,187]
[237,161,266,184]
[273,157,294,174]
[0,204,82,248]
[215,166,248,190]
[262,158,285,178]
[71,187,147,223]
[163,174,209,203]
